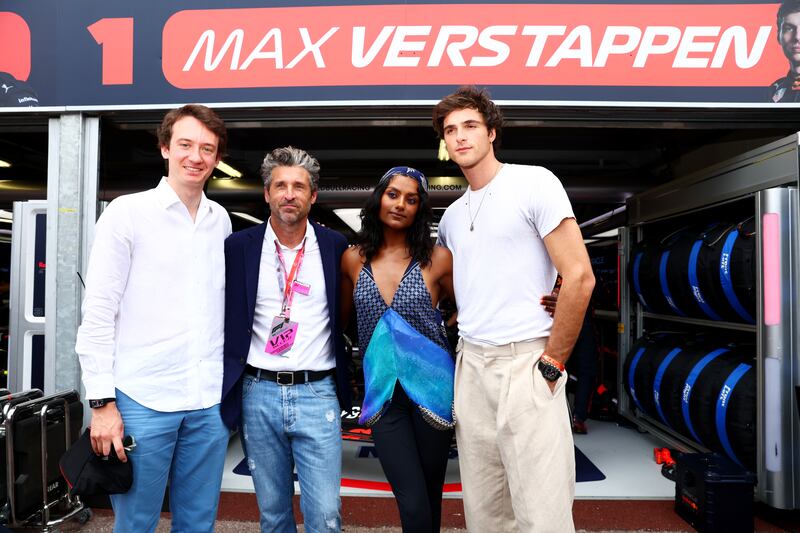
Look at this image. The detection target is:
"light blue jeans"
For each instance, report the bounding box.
[241,374,342,533]
[110,390,229,533]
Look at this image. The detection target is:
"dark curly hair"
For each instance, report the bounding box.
[356,173,434,267]
[432,85,503,151]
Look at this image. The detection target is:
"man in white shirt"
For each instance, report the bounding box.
[75,105,232,533]
[220,147,350,532]
[433,86,595,532]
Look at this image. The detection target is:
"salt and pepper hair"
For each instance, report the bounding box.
[260,146,321,191]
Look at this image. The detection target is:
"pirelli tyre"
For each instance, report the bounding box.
[627,218,755,324]
[662,223,729,321]
[688,347,756,470]
[627,233,685,316]
[693,218,756,324]
[624,335,756,470]
[623,333,682,420]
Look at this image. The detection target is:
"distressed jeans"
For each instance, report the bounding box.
[241,373,342,533]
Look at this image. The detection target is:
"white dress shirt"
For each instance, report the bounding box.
[75,178,231,412]
[246,219,335,372]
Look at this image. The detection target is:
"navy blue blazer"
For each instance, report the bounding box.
[220,220,351,430]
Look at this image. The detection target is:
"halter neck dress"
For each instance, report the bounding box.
[354,259,455,429]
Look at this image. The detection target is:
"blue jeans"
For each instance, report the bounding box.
[241,374,342,533]
[110,390,229,533]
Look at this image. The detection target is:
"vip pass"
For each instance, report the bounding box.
[265,238,310,357]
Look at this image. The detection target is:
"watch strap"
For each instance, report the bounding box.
[89,397,116,409]
[540,353,565,372]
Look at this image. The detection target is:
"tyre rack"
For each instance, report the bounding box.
[618,133,800,510]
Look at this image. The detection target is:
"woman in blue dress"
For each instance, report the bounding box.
[341,166,455,533]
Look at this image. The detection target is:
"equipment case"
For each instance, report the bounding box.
[675,452,756,533]
[2,390,88,530]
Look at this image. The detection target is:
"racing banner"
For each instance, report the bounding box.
[0,1,792,108]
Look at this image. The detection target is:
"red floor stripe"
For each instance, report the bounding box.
[340,478,462,492]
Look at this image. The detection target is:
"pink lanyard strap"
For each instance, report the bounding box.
[274,237,306,319]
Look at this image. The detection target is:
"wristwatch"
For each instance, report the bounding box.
[88,398,116,409]
[537,354,564,383]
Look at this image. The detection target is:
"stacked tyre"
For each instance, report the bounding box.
[623,333,756,469]
[627,219,756,323]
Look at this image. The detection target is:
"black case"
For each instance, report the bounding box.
[675,453,756,533]
[3,390,82,525]
[1,389,44,514]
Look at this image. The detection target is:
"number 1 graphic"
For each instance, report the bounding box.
[87,18,134,85]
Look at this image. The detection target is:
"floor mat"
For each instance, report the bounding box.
[575,446,606,482]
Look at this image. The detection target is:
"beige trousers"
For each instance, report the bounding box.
[454,338,575,533]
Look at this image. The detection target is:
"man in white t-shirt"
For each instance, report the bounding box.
[433,86,595,532]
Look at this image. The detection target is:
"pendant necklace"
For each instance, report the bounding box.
[467,163,502,231]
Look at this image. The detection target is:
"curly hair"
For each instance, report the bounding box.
[432,85,503,151]
[356,172,434,267]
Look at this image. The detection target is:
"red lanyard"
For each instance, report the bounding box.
[274,238,306,319]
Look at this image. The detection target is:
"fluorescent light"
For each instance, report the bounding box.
[437,140,450,162]
[593,228,619,239]
[231,212,263,225]
[0,160,10,168]
[216,160,242,178]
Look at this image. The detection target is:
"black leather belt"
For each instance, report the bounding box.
[244,365,334,386]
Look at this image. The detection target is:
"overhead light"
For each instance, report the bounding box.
[592,228,620,239]
[215,160,242,178]
[437,140,450,162]
[0,160,10,168]
[231,212,263,225]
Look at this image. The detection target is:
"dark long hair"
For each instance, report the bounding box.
[357,175,434,267]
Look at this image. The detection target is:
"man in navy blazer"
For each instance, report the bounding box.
[220,146,350,532]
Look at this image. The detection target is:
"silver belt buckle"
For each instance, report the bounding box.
[277,371,294,386]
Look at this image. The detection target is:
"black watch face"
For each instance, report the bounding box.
[539,361,561,382]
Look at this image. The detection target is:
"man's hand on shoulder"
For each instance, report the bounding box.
[90,402,127,462]
[540,287,559,317]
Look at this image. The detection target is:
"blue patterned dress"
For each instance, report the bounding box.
[354,260,455,429]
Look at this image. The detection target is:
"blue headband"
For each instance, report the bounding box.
[378,166,429,193]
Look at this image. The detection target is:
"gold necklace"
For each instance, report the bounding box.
[467,163,502,232]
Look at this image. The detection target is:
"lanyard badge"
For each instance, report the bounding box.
[265,238,307,357]
[266,316,299,356]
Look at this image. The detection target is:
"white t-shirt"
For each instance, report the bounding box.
[246,219,335,372]
[437,163,574,345]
